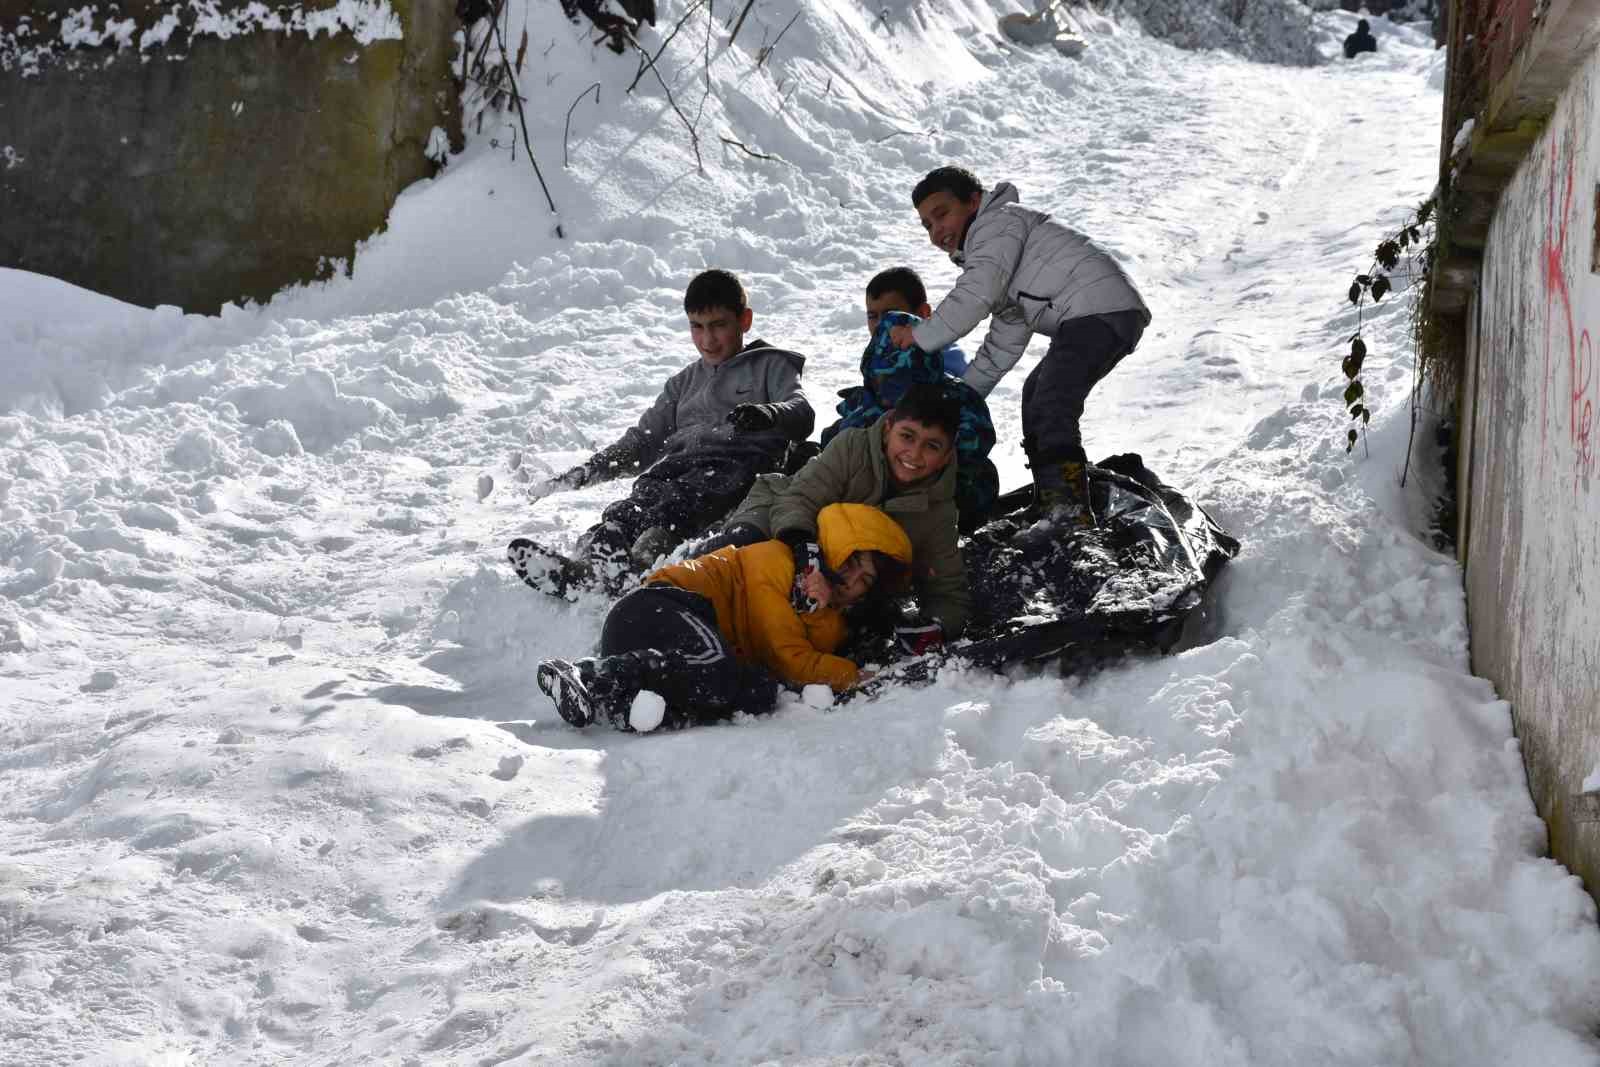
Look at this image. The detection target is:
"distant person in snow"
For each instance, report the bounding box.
[535,503,912,731]
[1343,19,1378,59]
[508,269,814,599]
[891,166,1150,528]
[707,383,975,657]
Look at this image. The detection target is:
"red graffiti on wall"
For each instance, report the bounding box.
[1541,139,1596,491]
[1578,329,1595,487]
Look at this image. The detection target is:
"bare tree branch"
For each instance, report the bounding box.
[564,82,602,168]
[704,0,714,92]
[726,0,757,49]
[757,10,801,68]
[719,135,785,164]
[627,30,705,174]
[873,127,927,143]
[627,0,710,94]
[490,7,564,235]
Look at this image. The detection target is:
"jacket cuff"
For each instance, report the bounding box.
[961,363,1000,398]
[911,315,958,355]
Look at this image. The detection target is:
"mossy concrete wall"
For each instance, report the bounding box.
[1465,38,1600,900]
[0,0,461,313]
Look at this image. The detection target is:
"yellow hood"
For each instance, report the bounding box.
[816,503,913,573]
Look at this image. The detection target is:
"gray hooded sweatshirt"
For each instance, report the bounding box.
[910,182,1150,397]
[588,338,814,477]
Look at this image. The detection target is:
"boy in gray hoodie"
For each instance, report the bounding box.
[509,269,814,597]
[890,166,1150,527]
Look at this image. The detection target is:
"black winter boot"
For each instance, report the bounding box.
[536,657,601,726]
[1030,458,1095,528]
[583,522,636,596]
[588,650,677,731]
[509,538,592,600]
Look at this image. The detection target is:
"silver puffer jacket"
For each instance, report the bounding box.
[910,182,1150,397]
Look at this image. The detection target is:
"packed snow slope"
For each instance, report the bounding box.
[5,3,1600,1064]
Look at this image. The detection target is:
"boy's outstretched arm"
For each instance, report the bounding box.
[540,371,684,493]
[910,216,1027,357]
[961,310,1034,398]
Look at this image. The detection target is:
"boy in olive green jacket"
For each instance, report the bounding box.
[717,382,970,653]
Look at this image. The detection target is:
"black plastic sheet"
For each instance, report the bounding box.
[843,453,1240,696]
[959,453,1239,671]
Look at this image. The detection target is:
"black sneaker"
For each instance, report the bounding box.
[508,538,590,600]
[583,522,637,597]
[536,658,597,727]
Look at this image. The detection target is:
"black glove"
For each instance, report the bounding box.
[895,620,945,657]
[727,403,777,433]
[534,464,590,499]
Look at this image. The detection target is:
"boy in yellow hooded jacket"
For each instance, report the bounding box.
[536,503,912,732]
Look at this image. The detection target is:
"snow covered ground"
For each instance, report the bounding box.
[5,3,1600,1063]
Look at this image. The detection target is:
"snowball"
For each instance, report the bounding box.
[802,684,834,709]
[629,690,667,733]
[476,473,494,501]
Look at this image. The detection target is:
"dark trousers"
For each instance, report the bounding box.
[1021,310,1145,464]
[598,585,781,725]
[592,447,779,561]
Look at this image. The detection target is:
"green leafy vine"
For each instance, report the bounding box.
[1342,196,1436,454]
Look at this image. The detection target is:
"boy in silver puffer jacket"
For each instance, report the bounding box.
[889,166,1150,527]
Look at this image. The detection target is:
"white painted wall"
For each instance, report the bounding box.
[1468,40,1600,882]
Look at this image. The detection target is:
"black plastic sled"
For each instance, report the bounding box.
[846,454,1239,693]
[959,452,1239,672]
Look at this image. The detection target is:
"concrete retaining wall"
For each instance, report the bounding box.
[0,0,461,313]
[1466,38,1600,893]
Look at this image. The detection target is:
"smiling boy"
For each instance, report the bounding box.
[717,382,971,652]
[508,269,814,597]
[890,166,1150,527]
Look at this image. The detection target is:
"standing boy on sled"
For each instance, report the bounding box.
[891,166,1150,526]
[509,269,814,597]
